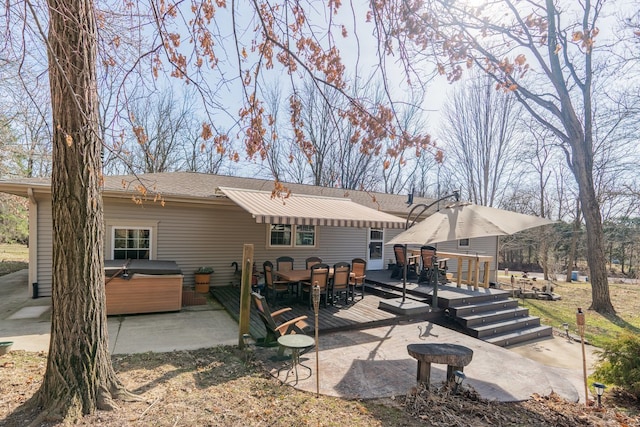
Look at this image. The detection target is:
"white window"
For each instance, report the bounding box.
[269,224,316,248]
[270,224,292,246]
[295,225,316,246]
[113,227,152,259]
[458,238,470,248]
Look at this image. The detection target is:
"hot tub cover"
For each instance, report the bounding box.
[104,259,183,277]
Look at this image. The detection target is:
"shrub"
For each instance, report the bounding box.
[592,332,640,400]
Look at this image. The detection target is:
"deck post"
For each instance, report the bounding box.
[238,244,254,348]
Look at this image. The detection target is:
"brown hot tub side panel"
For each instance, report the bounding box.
[105,272,184,316]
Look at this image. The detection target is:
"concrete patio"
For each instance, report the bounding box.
[1,269,599,403]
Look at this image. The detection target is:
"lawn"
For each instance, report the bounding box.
[2,349,636,426]
[0,243,28,276]
[498,273,640,348]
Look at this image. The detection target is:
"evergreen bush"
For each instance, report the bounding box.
[593,332,640,400]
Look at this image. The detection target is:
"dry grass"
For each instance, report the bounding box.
[0,244,28,263]
[498,272,640,348]
[1,349,638,426]
[0,244,28,277]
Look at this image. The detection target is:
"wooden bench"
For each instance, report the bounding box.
[407,343,473,388]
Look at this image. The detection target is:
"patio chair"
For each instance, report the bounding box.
[275,256,300,298]
[300,263,330,309]
[349,258,367,302]
[418,245,448,285]
[263,261,290,303]
[251,292,309,348]
[392,244,418,280]
[330,262,351,305]
[305,256,323,269]
[276,256,295,271]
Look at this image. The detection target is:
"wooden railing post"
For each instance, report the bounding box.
[238,244,254,348]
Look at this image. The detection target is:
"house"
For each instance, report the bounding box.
[0,172,499,297]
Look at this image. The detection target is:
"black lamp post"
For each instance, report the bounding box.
[401,190,460,308]
[453,370,466,394]
[592,382,606,407]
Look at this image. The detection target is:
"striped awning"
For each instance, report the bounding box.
[218,187,406,229]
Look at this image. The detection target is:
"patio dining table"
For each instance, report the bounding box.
[274,268,356,282]
[274,268,356,302]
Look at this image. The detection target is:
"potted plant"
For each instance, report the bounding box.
[194,267,214,293]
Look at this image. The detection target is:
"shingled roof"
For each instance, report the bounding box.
[0,171,439,217]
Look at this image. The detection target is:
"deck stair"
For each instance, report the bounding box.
[441,288,552,347]
[365,281,427,302]
[362,271,552,347]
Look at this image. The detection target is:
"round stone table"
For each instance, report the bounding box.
[407,343,473,388]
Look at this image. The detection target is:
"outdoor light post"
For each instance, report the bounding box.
[312,283,320,397]
[453,370,466,394]
[593,382,606,408]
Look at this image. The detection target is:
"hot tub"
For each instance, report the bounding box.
[104,260,183,315]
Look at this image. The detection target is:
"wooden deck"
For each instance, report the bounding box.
[211,284,439,341]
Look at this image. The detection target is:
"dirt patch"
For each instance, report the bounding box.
[1,349,638,426]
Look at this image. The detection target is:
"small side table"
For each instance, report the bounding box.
[277,334,315,385]
[407,343,473,388]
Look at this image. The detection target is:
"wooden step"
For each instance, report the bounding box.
[483,325,553,347]
[365,283,426,302]
[449,299,519,317]
[471,316,542,338]
[458,307,530,328]
[440,290,511,307]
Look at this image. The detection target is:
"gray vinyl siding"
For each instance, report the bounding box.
[30,191,498,294]
[32,196,374,292]
[104,198,370,288]
[36,196,53,296]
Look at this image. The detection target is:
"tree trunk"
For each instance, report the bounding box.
[33,0,134,421]
[566,200,580,283]
[570,138,615,314]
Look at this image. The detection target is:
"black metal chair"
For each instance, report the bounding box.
[276,256,295,271]
[300,263,330,309]
[392,244,418,280]
[349,258,367,302]
[305,256,322,269]
[263,261,290,302]
[418,245,448,285]
[330,262,351,305]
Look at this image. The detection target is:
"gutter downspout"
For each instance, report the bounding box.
[495,236,500,285]
[27,188,38,297]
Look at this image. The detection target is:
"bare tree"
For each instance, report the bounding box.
[260,78,421,192]
[439,73,522,207]
[296,80,387,190]
[31,0,137,421]
[376,0,637,313]
[0,61,53,178]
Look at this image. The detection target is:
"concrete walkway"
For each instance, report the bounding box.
[0,269,599,403]
[256,320,597,402]
[0,270,239,354]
